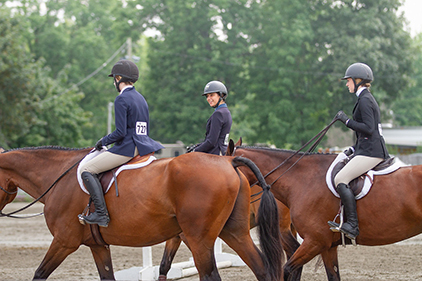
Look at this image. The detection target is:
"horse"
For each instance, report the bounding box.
[0,146,283,281]
[158,140,302,281]
[0,149,17,210]
[229,142,422,281]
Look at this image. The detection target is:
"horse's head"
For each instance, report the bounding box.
[0,150,18,211]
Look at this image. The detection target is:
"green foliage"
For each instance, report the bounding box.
[391,33,422,126]
[0,5,91,149]
[0,0,418,150]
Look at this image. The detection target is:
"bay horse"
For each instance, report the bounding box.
[229,143,422,281]
[0,146,283,281]
[158,141,302,281]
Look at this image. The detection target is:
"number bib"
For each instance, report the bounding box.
[136,121,147,135]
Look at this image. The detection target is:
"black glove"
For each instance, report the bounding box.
[343,147,354,156]
[186,144,199,153]
[94,138,104,151]
[335,111,349,124]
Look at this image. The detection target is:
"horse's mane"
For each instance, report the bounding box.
[2,146,89,153]
[237,145,336,156]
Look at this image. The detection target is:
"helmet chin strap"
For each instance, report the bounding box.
[352,78,365,94]
[213,97,223,108]
[114,77,121,93]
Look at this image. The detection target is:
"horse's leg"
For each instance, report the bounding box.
[283,240,324,281]
[218,180,275,280]
[320,246,341,281]
[89,245,115,280]
[158,235,182,280]
[219,229,267,280]
[277,202,301,261]
[33,238,79,280]
[182,236,221,281]
[279,230,302,281]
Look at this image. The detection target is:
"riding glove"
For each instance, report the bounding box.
[95,138,104,151]
[186,144,199,153]
[343,147,354,156]
[335,111,350,125]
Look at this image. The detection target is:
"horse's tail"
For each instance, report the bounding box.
[232,156,284,281]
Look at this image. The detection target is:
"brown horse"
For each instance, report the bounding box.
[158,140,302,281]
[230,143,422,281]
[0,147,19,210]
[0,146,283,281]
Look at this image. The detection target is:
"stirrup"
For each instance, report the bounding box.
[328,205,344,233]
[328,206,349,247]
[78,203,91,225]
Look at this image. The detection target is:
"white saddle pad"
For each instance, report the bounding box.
[325,153,404,200]
[77,149,156,194]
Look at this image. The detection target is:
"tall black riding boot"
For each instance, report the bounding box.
[333,183,359,239]
[81,171,110,227]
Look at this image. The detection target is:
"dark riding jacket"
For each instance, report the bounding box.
[195,104,232,155]
[346,88,389,159]
[101,86,164,157]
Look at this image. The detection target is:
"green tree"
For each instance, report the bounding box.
[391,33,422,126]
[233,0,413,148]
[133,0,254,144]
[0,6,91,148]
[5,0,136,143]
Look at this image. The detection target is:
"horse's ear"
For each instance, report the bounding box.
[235,137,242,147]
[227,139,235,156]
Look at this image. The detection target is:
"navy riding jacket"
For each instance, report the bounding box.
[195,104,232,155]
[101,86,164,157]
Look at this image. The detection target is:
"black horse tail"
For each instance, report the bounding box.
[232,156,284,281]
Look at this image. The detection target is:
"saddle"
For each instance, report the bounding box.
[330,156,396,197]
[98,152,154,193]
[77,151,156,195]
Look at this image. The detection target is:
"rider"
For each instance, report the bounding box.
[187,81,232,155]
[328,62,389,239]
[79,59,164,227]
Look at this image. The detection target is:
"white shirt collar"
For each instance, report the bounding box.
[119,85,134,95]
[356,86,367,97]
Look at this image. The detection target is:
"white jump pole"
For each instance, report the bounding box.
[115,238,246,281]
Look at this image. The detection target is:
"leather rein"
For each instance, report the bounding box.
[0,155,85,218]
[248,117,339,203]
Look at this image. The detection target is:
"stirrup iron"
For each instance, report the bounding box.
[328,206,357,247]
[78,202,91,225]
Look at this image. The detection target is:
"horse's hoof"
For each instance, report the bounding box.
[158,275,167,281]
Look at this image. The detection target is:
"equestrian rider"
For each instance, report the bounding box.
[328,62,389,240]
[187,81,232,155]
[78,59,164,227]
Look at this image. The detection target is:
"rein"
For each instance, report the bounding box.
[0,155,86,219]
[0,185,18,195]
[249,117,339,202]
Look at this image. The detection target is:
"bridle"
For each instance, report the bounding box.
[0,154,86,218]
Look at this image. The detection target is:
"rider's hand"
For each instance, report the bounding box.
[335,111,350,124]
[186,144,198,153]
[94,138,104,151]
[343,147,354,156]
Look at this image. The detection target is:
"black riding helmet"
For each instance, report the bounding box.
[202,81,228,108]
[342,63,373,93]
[109,59,139,92]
